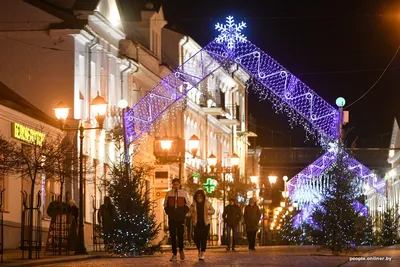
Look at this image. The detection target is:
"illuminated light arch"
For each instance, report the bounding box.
[123,16,385,207]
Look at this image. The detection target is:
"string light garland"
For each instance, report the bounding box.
[122,17,387,238]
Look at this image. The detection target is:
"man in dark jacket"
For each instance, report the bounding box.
[164,178,190,262]
[244,198,261,250]
[222,198,242,251]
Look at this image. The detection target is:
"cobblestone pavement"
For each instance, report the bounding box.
[340,245,400,267]
[40,247,349,267]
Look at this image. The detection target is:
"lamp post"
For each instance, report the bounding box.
[207,152,240,246]
[262,174,277,246]
[159,135,199,180]
[54,93,107,255]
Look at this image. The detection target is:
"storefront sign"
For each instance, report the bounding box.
[11,123,45,146]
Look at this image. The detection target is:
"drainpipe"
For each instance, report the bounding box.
[120,61,131,100]
[88,37,99,120]
[180,36,190,65]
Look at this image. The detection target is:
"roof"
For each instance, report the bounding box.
[23,0,98,28]
[0,82,59,128]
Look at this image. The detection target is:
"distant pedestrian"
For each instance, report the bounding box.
[98,196,115,249]
[67,199,79,226]
[189,189,215,260]
[222,198,242,251]
[164,178,190,262]
[244,198,261,250]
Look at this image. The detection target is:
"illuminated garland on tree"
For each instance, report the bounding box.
[310,148,363,255]
[105,162,162,256]
[378,207,399,246]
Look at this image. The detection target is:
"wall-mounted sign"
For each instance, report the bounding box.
[202,178,217,194]
[11,123,45,146]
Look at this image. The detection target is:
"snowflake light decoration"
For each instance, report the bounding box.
[215,16,247,50]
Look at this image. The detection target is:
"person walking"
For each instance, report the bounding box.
[67,199,79,226]
[98,196,115,249]
[222,198,242,251]
[164,178,190,262]
[189,189,215,261]
[244,198,261,250]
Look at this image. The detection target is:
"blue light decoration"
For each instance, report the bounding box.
[123,16,386,220]
[215,16,247,50]
[288,150,386,207]
[123,16,339,144]
[293,200,368,229]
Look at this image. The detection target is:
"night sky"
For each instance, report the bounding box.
[123,0,400,148]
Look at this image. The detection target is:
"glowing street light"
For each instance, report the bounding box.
[54,93,108,255]
[207,153,218,168]
[188,135,200,157]
[160,136,173,151]
[230,153,240,167]
[268,174,277,184]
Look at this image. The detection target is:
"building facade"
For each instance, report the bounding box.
[0,0,143,247]
[0,82,63,248]
[385,118,400,213]
[120,5,250,243]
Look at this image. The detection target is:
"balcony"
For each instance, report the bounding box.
[218,104,241,126]
[199,89,226,116]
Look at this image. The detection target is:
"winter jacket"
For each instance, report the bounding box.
[164,189,190,222]
[244,204,261,232]
[222,204,242,226]
[189,200,215,226]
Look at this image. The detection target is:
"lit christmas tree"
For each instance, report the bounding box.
[380,206,399,246]
[105,161,162,256]
[362,215,374,246]
[311,148,362,255]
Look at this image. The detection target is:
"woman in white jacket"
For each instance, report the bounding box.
[189,189,215,260]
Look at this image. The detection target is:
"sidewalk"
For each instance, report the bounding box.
[0,244,225,266]
[0,247,109,267]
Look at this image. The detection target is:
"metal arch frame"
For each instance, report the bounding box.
[123,16,386,209]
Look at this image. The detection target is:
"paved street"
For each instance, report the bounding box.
[40,247,349,267]
[341,245,400,267]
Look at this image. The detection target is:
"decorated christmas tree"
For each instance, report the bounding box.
[105,160,162,256]
[311,147,361,255]
[362,215,374,246]
[281,212,297,244]
[380,206,399,246]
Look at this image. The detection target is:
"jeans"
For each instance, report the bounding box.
[169,220,184,255]
[226,224,237,248]
[193,221,210,252]
[247,230,257,249]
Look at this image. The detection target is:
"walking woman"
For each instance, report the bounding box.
[189,189,215,260]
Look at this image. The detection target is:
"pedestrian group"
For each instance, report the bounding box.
[164,178,261,262]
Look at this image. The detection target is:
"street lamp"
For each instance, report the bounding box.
[160,136,173,151]
[207,152,240,246]
[54,93,107,255]
[207,153,217,173]
[159,135,200,180]
[230,153,240,167]
[268,174,277,185]
[188,135,200,158]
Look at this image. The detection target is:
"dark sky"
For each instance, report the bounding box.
[126,0,400,148]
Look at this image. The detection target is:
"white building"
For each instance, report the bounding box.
[0,82,63,248]
[0,0,142,248]
[385,118,400,212]
[121,4,250,243]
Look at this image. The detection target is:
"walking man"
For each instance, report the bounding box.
[222,198,242,251]
[164,178,190,262]
[244,198,261,250]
